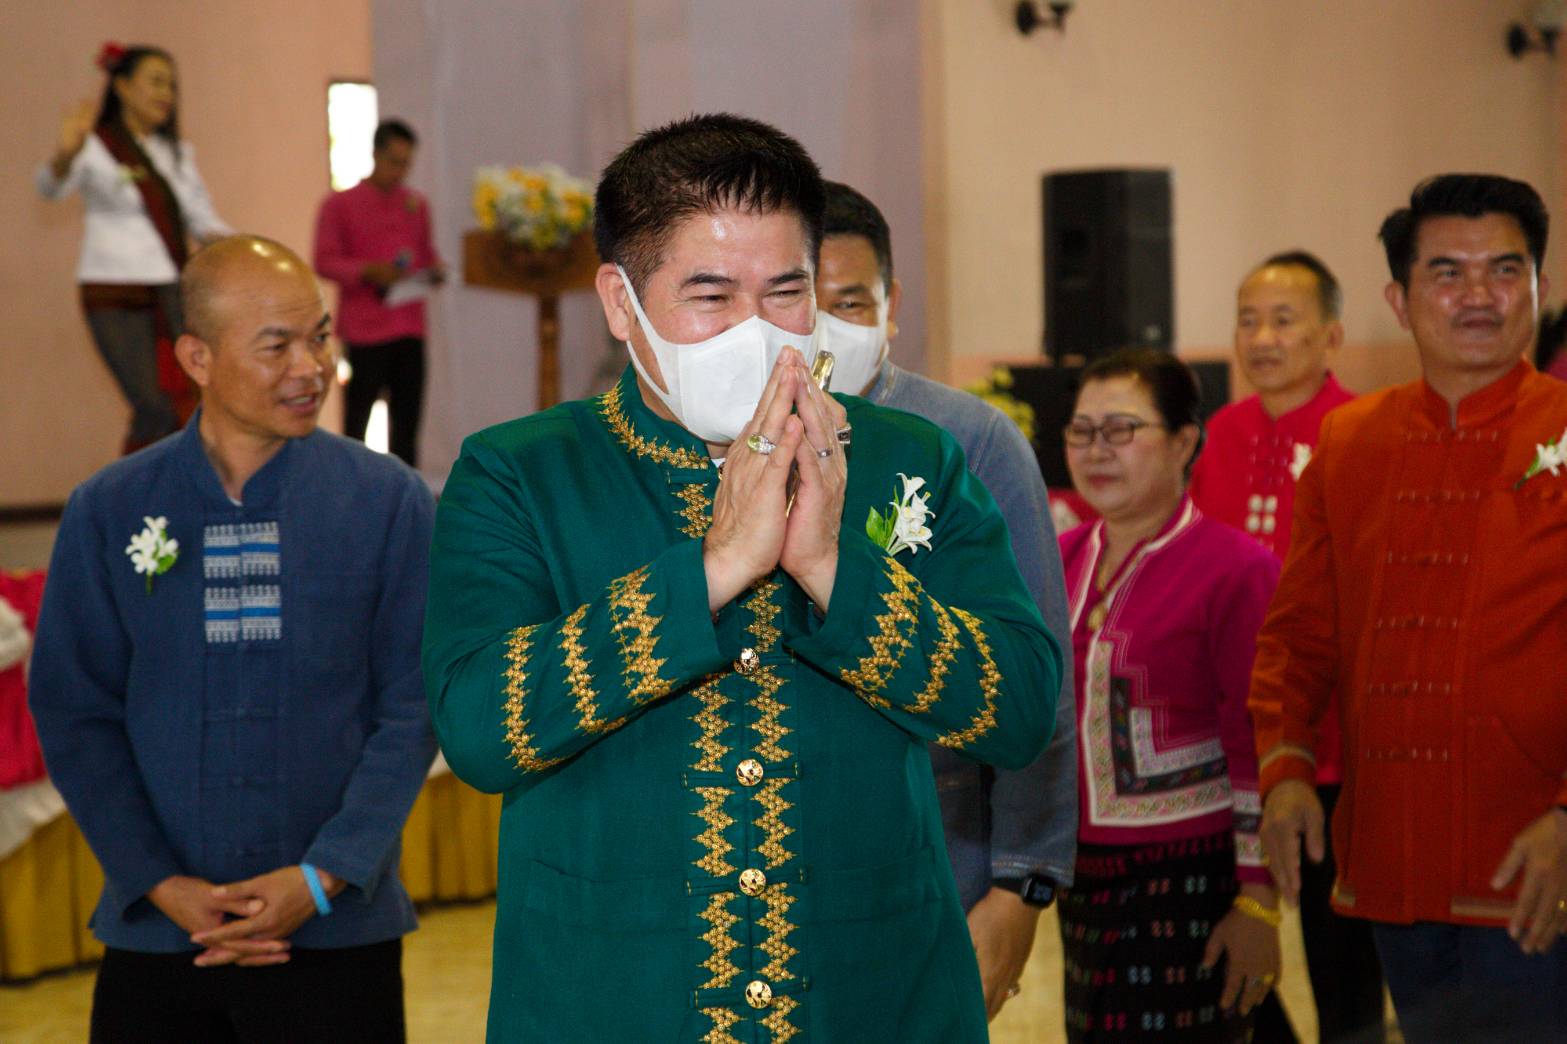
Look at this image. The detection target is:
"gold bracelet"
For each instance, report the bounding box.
[1232,895,1283,928]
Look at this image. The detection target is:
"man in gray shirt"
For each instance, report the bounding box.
[816,180,1077,1022]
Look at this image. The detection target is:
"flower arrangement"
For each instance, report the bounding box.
[962,366,1036,441]
[125,516,179,593]
[866,474,935,557]
[472,164,594,252]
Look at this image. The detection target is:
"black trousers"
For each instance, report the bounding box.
[1300,784,1387,1043]
[89,939,405,1044]
[343,337,425,467]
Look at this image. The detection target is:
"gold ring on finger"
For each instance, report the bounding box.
[835,425,852,445]
[746,433,777,456]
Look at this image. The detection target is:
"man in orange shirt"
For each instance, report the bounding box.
[1252,174,1567,1041]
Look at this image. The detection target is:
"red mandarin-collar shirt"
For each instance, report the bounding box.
[313,180,441,347]
[1249,361,1567,926]
[1191,374,1355,784]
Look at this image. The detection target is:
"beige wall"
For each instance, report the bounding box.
[7,2,1565,507]
[925,0,1562,396]
[2,1,370,508]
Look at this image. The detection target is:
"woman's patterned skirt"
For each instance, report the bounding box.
[1059,831,1256,1042]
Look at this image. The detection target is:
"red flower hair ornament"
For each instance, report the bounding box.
[96,42,127,73]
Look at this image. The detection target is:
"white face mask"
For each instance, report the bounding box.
[617,265,817,445]
[817,310,888,396]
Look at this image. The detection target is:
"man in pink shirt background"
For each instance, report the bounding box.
[313,119,444,467]
[1191,251,1384,1043]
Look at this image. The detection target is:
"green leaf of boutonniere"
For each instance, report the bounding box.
[866,505,894,549]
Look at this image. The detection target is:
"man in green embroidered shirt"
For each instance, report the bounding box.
[423,113,1062,1043]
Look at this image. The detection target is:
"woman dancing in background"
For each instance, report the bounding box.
[37,42,230,453]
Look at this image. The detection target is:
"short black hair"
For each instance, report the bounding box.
[1254,250,1342,321]
[1079,347,1205,475]
[1379,174,1548,287]
[822,180,893,289]
[373,119,417,151]
[594,113,825,296]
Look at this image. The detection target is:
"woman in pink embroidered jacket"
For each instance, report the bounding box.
[1057,348,1284,1043]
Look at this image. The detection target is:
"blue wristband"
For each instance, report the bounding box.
[300,863,333,916]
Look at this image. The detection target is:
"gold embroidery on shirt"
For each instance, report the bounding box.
[907,598,960,715]
[559,602,620,733]
[749,680,791,764]
[839,556,921,705]
[691,676,730,772]
[754,777,795,869]
[761,995,801,1042]
[598,383,710,470]
[698,891,742,989]
[935,606,1002,749]
[758,882,798,980]
[675,483,713,538]
[746,580,783,653]
[694,785,737,877]
[700,1007,742,1044]
[746,582,789,762]
[501,624,563,772]
[607,566,673,704]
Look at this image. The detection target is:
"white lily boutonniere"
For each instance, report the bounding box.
[125,516,179,593]
[866,473,935,556]
[1515,426,1567,490]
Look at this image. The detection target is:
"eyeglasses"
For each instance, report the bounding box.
[1063,418,1157,448]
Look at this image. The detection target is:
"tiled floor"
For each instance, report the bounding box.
[1,899,1326,1043]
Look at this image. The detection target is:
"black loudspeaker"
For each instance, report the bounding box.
[1042,169,1173,362]
[1007,360,1230,489]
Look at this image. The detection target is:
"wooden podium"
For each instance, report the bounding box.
[462,229,601,411]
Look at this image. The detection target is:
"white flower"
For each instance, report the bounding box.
[1289,442,1312,481]
[868,473,936,556]
[1517,425,1567,488]
[1535,433,1567,476]
[124,516,180,592]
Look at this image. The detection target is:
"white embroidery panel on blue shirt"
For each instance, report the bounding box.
[203,522,281,643]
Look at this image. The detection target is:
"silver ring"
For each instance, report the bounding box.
[745,433,777,456]
[835,425,852,445]
[816,446,833,459]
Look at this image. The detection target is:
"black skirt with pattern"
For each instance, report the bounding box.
[1058,831,1255,1043]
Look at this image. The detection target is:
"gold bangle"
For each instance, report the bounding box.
[1233,895,1283,928]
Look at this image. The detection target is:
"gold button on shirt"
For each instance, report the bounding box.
[744,981,773,1009]
[736,758,764,787]
[739,868,767,896]
[735,647,760,675]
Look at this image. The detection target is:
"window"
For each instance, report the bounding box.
[326,80,389,454]
[327,80,378,191]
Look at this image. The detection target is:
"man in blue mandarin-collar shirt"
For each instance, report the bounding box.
[30,235,435,1043]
